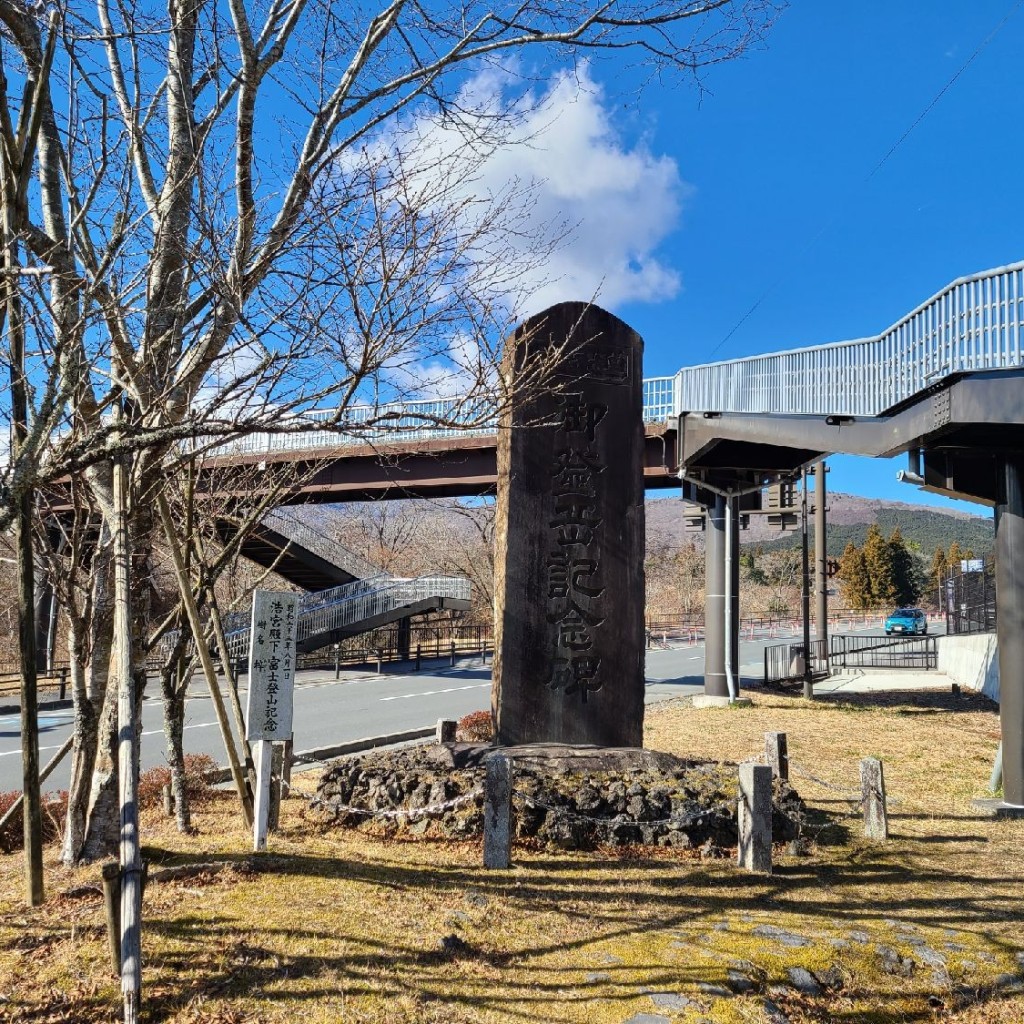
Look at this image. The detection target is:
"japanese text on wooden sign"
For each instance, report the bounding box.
[245,590,299,742]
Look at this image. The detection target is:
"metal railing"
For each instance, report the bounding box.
[224,574,471,659]
[260,510,381,582]
[202,263,1023,457]
[675,262,1024,416]
[944,565,997,635]
[763,639,829,686]
[830,634,937,670]
[763,633,938,685]
[209,380,676,458]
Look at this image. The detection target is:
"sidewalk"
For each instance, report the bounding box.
[812,670,958,694]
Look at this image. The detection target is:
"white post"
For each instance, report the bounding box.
[725,493,738,701]
[252,740,273,853]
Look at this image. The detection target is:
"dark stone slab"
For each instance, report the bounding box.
[493,303,645,746]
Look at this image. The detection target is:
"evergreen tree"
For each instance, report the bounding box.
[887,528,920,606]
[863,523,898,607]
[928,546,948,608]
[838,541,873,610]
[947,541,965,575]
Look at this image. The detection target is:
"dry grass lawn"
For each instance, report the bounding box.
[1,687,1022,1023]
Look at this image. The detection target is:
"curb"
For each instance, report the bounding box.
[205,726,436,785]
[0,698,73,717]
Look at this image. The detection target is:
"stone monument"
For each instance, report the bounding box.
[492,302,645,747]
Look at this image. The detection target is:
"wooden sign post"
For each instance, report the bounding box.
[245,591,299,852]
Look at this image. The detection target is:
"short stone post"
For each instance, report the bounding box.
[483,754,513,869]
[860,757,888,839]
[161,783,175,817]
[765,732,788,780]
[737,763,773,873]
[436,718,457,744]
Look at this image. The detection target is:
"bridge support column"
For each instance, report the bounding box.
[703,494,728,697]
[727,494,740,693]
[815,461,829,649]
[397,617,411,662]
[996,455,1024,807]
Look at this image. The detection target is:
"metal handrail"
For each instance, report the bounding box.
[675,261,1024,416]
[261,509,381,581]
[224,574,471,659]
[201,263,1023,454]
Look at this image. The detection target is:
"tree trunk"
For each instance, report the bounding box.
[61,637,98,866]
[160,666,191,832]
[62,524,115,864]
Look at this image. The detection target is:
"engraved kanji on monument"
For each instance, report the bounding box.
[492,302,645,747]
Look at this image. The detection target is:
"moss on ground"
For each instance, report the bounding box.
[0,688,1022,1023]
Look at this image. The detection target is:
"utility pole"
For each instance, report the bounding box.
[815,461,829,669]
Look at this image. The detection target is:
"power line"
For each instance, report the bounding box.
[707,1,1023,361]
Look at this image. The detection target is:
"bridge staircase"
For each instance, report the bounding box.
[217,509,379,591]
[201,511,472,661]
[218,573,472,661]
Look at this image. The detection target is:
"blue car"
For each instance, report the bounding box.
[884,607,928,636]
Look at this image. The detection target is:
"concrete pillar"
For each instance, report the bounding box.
[397,616,411,662]
[815,461,828,647]
[704,494,727,697]
[32,566,55,674]
[996,456,1024,807]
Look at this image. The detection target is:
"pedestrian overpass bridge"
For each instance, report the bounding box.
[206,260,1024,810]
[208,261,1024,506]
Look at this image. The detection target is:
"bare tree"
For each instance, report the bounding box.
[0,0,782,870]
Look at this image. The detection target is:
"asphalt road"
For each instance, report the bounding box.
[0,623,915,793]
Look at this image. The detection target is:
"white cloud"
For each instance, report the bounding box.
[380,63,686,317]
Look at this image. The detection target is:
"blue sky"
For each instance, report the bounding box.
[422,3,1019,518]
[608,1,1021,517]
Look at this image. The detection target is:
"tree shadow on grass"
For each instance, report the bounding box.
[128,837,1024,1024]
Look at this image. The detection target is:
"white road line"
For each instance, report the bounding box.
[1,720,220,759]
[379,683,489,702]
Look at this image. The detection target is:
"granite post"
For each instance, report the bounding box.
[492,303,645,747]
[765,732,788,781]
[737,763,773,873]
[483,754,513,869]
[860,757,889,839]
